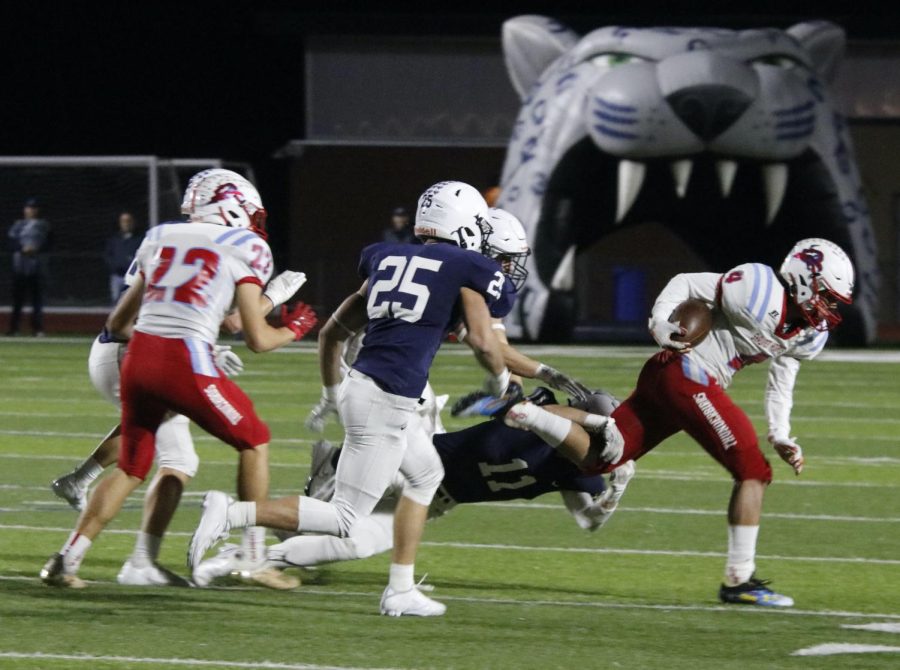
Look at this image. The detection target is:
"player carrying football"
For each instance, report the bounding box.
[40,169,314,587]
[503,238,854,607]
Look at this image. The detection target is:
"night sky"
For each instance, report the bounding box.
[3,1,898,162]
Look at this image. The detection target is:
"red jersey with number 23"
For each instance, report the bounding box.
[133,222,273,345]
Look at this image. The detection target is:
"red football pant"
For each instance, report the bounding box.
[605,351,772,482]
[119,331,270,479]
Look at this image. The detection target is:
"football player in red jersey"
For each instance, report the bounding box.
[505,239,854,608]
[41,169,314,588]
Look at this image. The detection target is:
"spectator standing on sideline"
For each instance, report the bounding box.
[103,212,141,303]
[7,198,52,336]
[382,207,417,244]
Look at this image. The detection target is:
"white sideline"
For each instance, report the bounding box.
[792,643,900,656]
[3,523,898,566]
[0,652,398,670]
[3,574,899,621]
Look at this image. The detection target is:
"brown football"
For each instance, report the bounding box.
[669,298,713,346]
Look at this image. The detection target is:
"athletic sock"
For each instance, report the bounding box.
[73,458,104,488]
[131,532,162,568]
[226,501,256,529]
[724,524,759,586]
[241,526,267,565]
[389,562,415,592]
[505,403,572,447]
[60,532,92,574]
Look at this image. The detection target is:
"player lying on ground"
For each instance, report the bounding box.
[194,386,634,586]
[502,238,855,607]
[49,272,308,586]
[41,169,315,588]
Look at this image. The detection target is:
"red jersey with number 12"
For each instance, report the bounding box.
[133,222,273,345]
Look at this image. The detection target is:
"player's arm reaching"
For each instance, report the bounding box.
[460,287,510,397]
[319,282,370,387]
[765,355,804,474]
[648,272,720,351]
[560,460,635,532]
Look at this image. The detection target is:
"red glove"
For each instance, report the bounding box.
[281,302,318,341]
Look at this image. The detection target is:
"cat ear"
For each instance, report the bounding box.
[787,21,846,83]
[503,15,579,99]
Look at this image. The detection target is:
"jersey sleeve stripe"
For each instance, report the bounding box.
[236,276,263,287]
[214,228,244,244]
[185,338,220,378]
[230,232,259,247]
[747,264,775,323]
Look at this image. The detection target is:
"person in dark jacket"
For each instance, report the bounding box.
[103,212,141,303]
[7,198,52,336]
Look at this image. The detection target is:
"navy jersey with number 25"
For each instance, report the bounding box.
[353,242,505,398]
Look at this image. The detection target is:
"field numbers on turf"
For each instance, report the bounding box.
[367,255,443,323]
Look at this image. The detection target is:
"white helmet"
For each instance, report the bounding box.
[414,181,488,251]
[779,238,854,331]
[181,169,267,237]
[483,207,531,290]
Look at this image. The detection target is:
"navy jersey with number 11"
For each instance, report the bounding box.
[353,242,505,398]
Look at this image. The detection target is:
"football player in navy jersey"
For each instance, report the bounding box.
[453,208,593,415]
[190,181,511,616]
[192,389,636,581]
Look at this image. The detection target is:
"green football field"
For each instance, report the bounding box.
[1,338,898,670]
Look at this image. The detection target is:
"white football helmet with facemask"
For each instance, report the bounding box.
[181,169,267,238]
[482,208,531,291]
[414,181,488,252]
[779,238,854,331]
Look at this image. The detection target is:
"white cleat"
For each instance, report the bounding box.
[187,491,233,570]
[194,544,300,590]
[380,585,447,617]
[50,474,87,512]
[40,553,87,589]
[117,559,191,587]
[193,544,242,587]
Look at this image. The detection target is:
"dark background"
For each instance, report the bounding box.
[3,1,900,334]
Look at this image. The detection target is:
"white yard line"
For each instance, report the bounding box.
[0,652,399,670]
[842,623,900,633]
[792,643,900,656]
[2,524,898,565]
[2,574,898,621]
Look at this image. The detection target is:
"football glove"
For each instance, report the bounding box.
[264,271,307,310]
[451,382,523,418]
[483,367,511,398]
[770,436,804,475]
[584,415,625,466]
[534,364,591,399]
[305,384,340,432]
[648,317,690,351]
[213,345,244,377]
[281,302,318,341]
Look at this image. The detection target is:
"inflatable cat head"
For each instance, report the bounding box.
[499,16,877,344]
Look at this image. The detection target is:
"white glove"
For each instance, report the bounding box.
[534,363,591,399]
[213,345,244,377]
[483,368,511,398]
[648,316,690,351]
[305,384,341,432]
[264,271,307,310]
[770,435,804,475]
[584,415,625,465]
